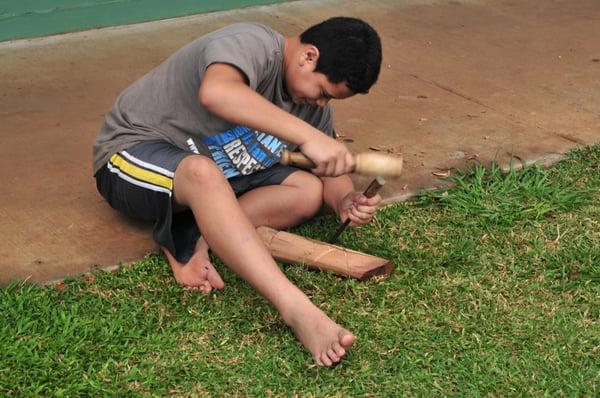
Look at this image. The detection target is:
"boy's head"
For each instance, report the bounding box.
[300,17,382,95]
[283,17,382,107]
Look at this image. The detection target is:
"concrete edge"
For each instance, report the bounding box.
[381,150,573,205]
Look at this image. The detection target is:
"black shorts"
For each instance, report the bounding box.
[95,140,299,262]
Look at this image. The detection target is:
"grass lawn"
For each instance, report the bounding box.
[2,146,599,396]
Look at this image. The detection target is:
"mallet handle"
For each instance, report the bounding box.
[280,150,316,169]
[280,149,403,177]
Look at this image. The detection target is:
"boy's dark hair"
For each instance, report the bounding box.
[300,17,382,94]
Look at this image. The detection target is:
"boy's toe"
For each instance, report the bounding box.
[327,348,340,363]
[332,342,346,357]
[200,281,212,293]
[208,271,225,289]
[339,331,356,348]
[320,352,333,367]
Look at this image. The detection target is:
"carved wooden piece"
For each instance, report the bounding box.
[257,226,392,281]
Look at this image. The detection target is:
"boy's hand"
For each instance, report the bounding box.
[299,135,355,177]
[337,191,382,227]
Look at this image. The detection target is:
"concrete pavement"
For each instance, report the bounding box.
[1,0,598,284]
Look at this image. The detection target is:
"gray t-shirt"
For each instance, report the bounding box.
[92,22,333,177]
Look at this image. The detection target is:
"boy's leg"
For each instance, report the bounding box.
[96,141,225,293]
[167,168,322,293]
[173,155,354,366]
[237,169,324,229]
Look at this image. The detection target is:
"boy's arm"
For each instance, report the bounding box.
[199,63,353,177]
[322,175,381,226]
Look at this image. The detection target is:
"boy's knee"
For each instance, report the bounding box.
[293,173,324,219]
[174,156,227,207]
[177,155,223,185]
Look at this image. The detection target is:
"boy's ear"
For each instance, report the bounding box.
[300,44,320,66]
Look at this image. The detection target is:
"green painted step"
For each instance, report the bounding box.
[0,0,291,42]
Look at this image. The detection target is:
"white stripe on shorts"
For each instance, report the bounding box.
[120,150,175,178]
[107,162,172,196]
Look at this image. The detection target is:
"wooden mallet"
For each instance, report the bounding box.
[280,149,403,177]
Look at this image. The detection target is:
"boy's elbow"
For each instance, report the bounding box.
[198,83,219,112]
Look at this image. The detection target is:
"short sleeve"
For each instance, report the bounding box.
[200,31,270,90]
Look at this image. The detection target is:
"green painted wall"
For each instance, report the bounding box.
[0,0,290,42]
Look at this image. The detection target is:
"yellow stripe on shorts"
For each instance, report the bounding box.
[109,153,173,191]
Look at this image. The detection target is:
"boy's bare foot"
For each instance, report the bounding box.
[162,237,225,293]
[284,305,356,367]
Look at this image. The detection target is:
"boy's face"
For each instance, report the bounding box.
[285,44,354,108]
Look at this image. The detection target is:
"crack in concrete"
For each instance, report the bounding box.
[553,132,587,146]
[262,10,304,31]
[410,74,495,111]
[409,74,556,133]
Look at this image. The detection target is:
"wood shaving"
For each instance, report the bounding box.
[432,170,451,177]
[368,145,402,154]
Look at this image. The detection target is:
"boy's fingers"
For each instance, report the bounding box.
[346,205,378,226]
[350,210,370,221]
[352,205,376,218]
[355,204,378,215]
[345,152,356,173]
[353,194,380,208]
[366,194,382,205]
[347,212,370,226]
[356,195,380,208]
[326,160,337,176]
[313,159,335,176]
[353,195,367,205]
[334,161,345,177]
[335,152,352,176]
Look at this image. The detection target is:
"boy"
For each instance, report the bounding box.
[93,17,382,367]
